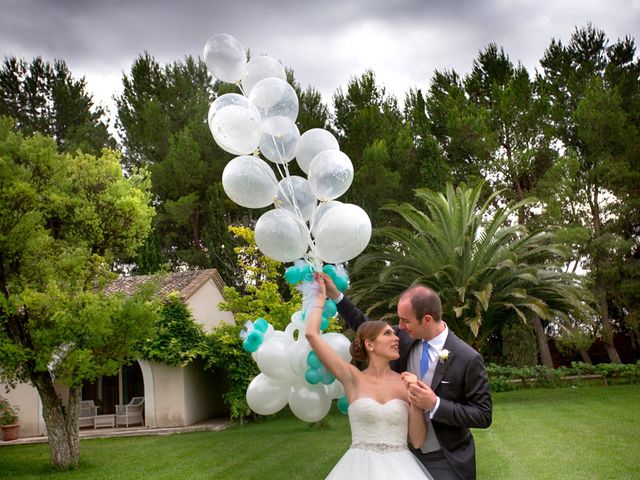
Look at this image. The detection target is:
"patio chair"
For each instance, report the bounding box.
[115,396,144,427]
[79,400,98,428]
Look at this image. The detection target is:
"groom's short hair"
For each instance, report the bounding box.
[401,285,442,323]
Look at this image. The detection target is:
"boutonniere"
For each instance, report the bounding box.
[438,349,450,363]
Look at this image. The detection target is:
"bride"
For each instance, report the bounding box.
[306,273,434,479]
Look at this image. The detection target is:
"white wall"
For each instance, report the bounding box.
[1,382,45,438]
[143,359,228,428]
[147,361,186,428]
[187,279,234,333]
[182,360,216,425]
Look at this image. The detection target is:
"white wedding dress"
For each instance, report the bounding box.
[326,397,433,479]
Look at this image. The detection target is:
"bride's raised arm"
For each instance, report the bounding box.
[305,273,357,391]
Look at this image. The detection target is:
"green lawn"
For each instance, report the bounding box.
[1,384,639,479]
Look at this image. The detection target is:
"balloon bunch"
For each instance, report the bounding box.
[203,33,370,422]
[239,262,351,422]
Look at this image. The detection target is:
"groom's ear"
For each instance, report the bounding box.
[421,314,433,324]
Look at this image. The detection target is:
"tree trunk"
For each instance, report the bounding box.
[589,184,622,364]
[596,279,622,363]
[578,348,592,364]
[31,372,81,470]
[531,315,554,368]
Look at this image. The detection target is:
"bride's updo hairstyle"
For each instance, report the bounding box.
[349,320,389,362]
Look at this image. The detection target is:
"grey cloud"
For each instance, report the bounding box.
[2,0,639,109]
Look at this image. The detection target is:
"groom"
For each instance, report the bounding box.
[324,278,492,480]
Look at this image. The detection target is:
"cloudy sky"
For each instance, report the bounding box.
[2,0,639,121]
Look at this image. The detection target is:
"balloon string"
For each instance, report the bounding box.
[238,83,318,268]
[269,135,318,260]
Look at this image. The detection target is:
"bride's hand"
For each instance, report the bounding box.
[313,272,327,302]
[401,371,418,388]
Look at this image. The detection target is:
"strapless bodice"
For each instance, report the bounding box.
[348,397,409,451]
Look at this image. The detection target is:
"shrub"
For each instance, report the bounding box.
[138,293,207,366]
[486,361,640,392]
[0,397,19,425]
[501,318,538,367]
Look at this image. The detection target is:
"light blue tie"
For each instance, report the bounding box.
[420,341,430,379]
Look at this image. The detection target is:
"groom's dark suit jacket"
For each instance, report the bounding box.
[338,296,492,480]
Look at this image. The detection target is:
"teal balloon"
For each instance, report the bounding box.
[307,351,322,369]
[320,316,329,330]
[337,395,349,414]
[334,274,349,292]
[320,367,336,385]
[243,330,263,353]
[248,329,264,344]
[305,368,322,385]
[322,264,337,279]
[253,318,269,332]
[323,300,337,318]
[300,263,314,282]
[284,266,302,284]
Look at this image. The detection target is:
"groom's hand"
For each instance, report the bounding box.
[321,273,341,301]
[408,380,437,411]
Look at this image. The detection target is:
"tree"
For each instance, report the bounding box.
[347,182,594,359]
[539,25,640,362]
[0,56,113,155]
[463,45,560,361]
[465,45,555,219]
[425,69,489,186]
[403,88,449,191]
[116,53,240,279]
[332,70,429,227]
[0,118,158,469]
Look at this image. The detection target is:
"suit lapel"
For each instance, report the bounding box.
[430,332,456,389]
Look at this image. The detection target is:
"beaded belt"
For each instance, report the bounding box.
[350,442,408,453]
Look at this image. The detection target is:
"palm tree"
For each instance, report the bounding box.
[349,182,594,358]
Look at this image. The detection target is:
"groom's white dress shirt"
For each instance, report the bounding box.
[409,325,448,453]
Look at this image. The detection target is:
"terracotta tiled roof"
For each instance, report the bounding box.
[104,269,226,301]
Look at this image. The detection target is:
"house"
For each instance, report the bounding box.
[2,269,234,438]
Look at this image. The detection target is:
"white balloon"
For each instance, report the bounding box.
[203,34,247,83]
[310,200,342,234]
[325,380,345,400]
[274,176,316,221]
[284,313,305,341]
[288,381,331,423]
[321,332,352,363]
[246,373,290,416]
[314,203,372,263]
[249,77,299,124]
[291,310,303,324]
[256,335,295,381]
[208,94,261,155]
[295,129,340,174]
[254,209,308,262]
[308,150,354,201]
[259,116,300,164]
[242,55,287,96]
[263,323,276,341]
[288,337,312,377]
[222,155,277,208]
